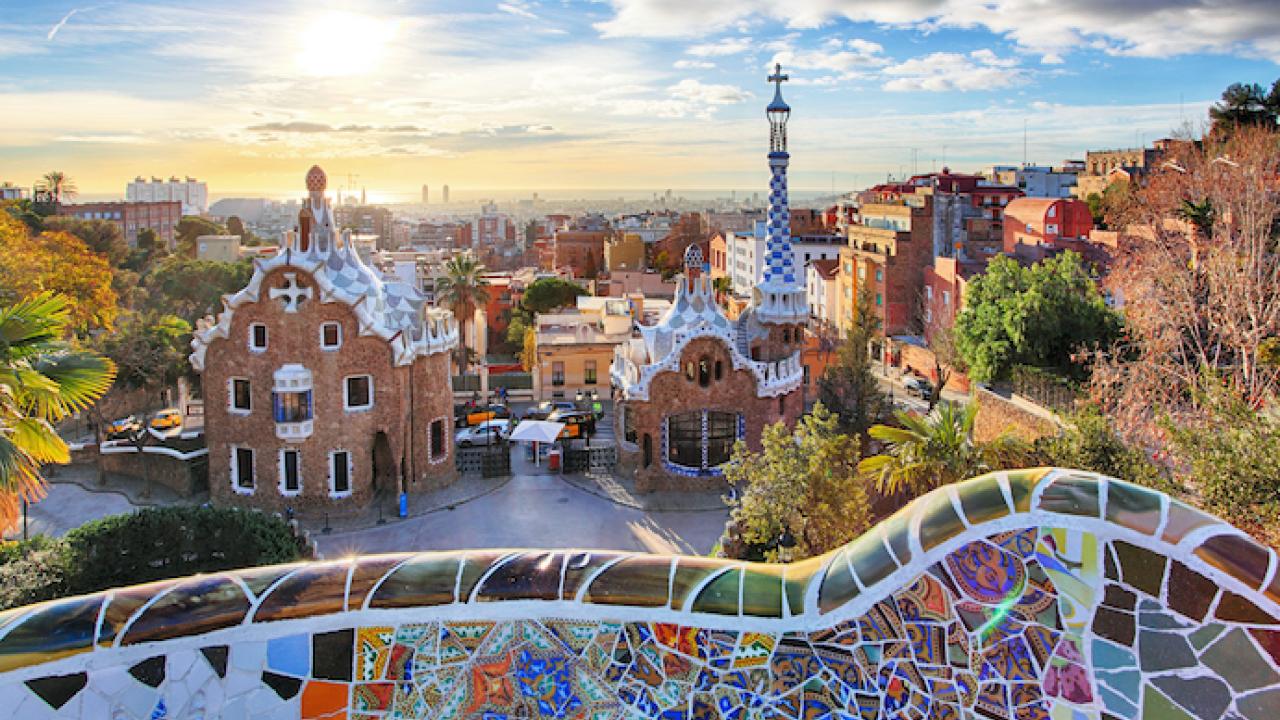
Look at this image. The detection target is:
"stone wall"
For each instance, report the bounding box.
[972,383,1061,442]
[4,469,1279,720]
[96,450,207,497]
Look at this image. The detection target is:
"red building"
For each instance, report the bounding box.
[57,201,182,248]
[553,230,608,277]
[1003,197,1095,257]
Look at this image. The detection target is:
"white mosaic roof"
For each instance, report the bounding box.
[190,167,457,371]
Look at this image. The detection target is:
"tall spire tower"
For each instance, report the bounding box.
[753,63,807,324]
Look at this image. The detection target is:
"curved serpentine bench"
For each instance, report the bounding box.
[1,468,1278,719]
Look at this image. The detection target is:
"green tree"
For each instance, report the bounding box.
[818,287,888,441]
[520,277,585,314]
[174,216,226,257]
[226,215,247,239]
[37,171,76,202]
[722,403,871,561]
[859,402,1033,499]
[145,256,253,323]
[99,312,193,390]
[1034,405,1174,492]
[520,327,537,373]
[41,217,130,267]
[0,293,115,531]
[954,252,1121,383]
[436,255,490,372]
[506,314,529,347]
[1209,80,1280,138]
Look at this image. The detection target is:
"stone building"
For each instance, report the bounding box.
[611,65,806,492]
[190,166,459,515]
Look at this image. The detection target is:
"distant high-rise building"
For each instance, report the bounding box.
[443,185,450,204]
[422,185,429,204]
[126,176,208,215]
[361,187,366,205]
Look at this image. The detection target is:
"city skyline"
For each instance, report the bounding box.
[1,0,1277,195]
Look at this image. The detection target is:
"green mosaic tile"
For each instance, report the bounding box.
[474,551,565,602]
[1113,541,1168,598]
[0,594,101,672]
[739,566,785,618]
[345,555,411,610]
[1194,533,1273,592]
[846,533,898,589]
[878,511,913,565]
[670,557,733,610]
[690,567,742,616]
[367,554,461,609]
[253,560,350,623]
[1237,688,1280,719]
[918,491,966,552]
[96,586,159,647]
[1035,473,1101,518]
[1201,628,1280,692]
[781,558,821,617]
[957,473,1011,526]
[239,563,305,599]
[561,551,629,601]
[1005,468,1050,512]
[121,575,250,645]
[1161,501,1220,545]
[1141,682,1195,720]
[1105,481,1163,536]
[817,549,859,615]
[582,556,672,608]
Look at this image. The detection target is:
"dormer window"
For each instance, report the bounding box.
[249,323,268,352]
[320,322,342,350]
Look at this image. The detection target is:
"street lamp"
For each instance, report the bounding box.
[777,528,797,564]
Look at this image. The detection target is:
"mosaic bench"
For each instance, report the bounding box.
[1,467,1278,719]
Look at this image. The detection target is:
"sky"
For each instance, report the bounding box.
[1,0,1278,200]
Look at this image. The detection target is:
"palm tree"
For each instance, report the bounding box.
[38,171,77,202]
[435,255,490,373]
[0,293,115,532]
[858,402,1032,498]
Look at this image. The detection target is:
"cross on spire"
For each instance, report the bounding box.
[768,63,788,89]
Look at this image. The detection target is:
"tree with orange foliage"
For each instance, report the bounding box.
[0,213,117,332]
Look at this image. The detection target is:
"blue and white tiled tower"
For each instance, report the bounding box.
[753,63,808,324]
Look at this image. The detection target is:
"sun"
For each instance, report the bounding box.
[294,11,398,77]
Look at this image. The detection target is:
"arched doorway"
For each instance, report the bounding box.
[372,431,398,495]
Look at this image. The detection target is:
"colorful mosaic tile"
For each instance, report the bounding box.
[2,470,1280,719]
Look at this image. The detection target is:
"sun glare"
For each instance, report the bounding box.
[295,12,397,77]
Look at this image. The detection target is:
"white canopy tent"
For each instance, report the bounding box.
[507,420,565,466]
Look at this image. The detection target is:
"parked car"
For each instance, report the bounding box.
[462,404,511,427]
[105,415,142,439]
[455,419,512,447]
[904,376,933,399]
[548,409,596,439]
[524,400,576,421]
[148,408,182,430]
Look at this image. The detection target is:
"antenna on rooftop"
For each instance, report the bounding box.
[1023,120,1028,166]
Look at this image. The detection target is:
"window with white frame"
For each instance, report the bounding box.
[229,377,251,413]
[344,375,373,411]
[279,449,301,495]
[320,322,342,350]
[329,450,352,497]
[249,323,268,352]
[232,446,255,493]
[943,290,952,307]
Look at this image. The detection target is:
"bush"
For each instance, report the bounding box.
[0,506,301,609]
[1035,406,1176,494]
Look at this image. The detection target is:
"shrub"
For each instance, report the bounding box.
[1035,406,1176,494]
[0,506,301,609]
[62,506,300,595]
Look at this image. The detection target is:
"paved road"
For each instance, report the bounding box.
[4,480,138,540]
[316,471,729,558]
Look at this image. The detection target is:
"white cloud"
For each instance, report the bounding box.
[668,78,751,105]
[770,37,888,77]
[687,36,754,57]
[674,59,715,69]
[594,0,1280,62]
[496,2,538,20]
[882,49,1026,92]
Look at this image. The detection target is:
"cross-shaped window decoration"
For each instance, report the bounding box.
[269,272,313,313]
